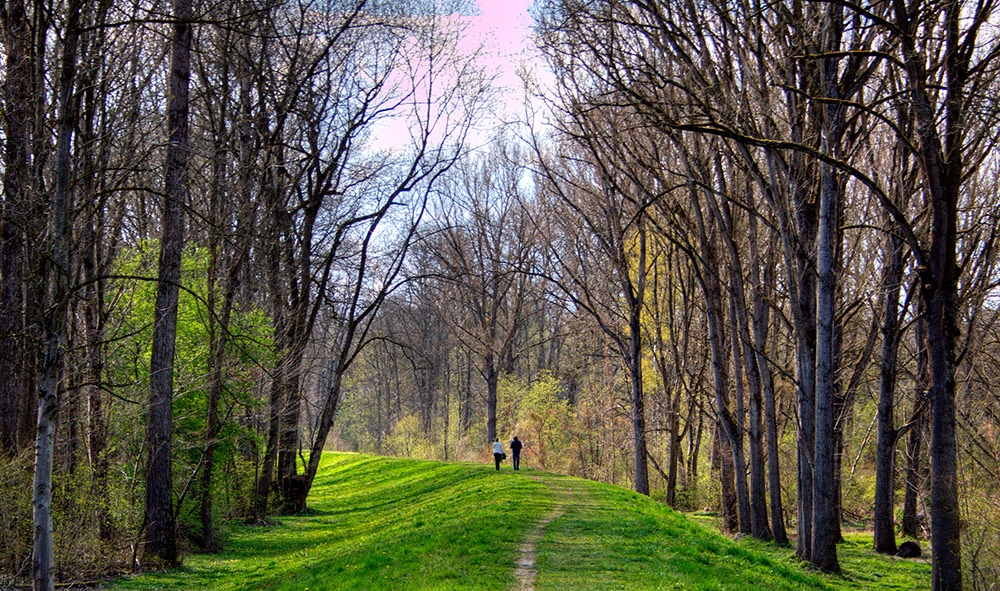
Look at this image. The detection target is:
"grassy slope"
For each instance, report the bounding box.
[533,473,929,590]
[112,454,930,590]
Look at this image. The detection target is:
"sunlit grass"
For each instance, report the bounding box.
[111,453,930,590]
[533,473,828,590]
[112,454,551,590]
[685,512,931,590]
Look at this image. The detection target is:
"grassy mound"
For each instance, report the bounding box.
[531,472,929,590]
[111,453,929,590]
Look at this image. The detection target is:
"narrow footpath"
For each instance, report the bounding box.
[513,477,574,591]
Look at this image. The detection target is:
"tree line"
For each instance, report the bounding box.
[2,0,998,590]
[1,0,488,588]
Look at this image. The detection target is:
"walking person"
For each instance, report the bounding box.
[492,438,504,471]
[510,436,522,471]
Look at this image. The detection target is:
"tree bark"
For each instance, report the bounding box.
[902,312,928,538]
[485,354,498,444]
[34,0,81,585]
[713,183,769,539]
[144,0,192,564]
[873,227,905,554]
[199,203,245,549]
[715,423,739,533]
[896,0,965,583]
[811,154,840,572]
[752,228,787,544]
[626,224,649,496]
[0,0,32,457]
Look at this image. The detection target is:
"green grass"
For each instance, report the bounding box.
[113,454,551,590]
[686,513,931,590]
[533,473,826,590]
[112,454,930,590]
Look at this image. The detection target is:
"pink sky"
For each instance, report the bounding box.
[370,0,542,152]
[462,0,539,113]
[462,0,534,61]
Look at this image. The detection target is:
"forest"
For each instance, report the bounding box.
[0,0,997,590]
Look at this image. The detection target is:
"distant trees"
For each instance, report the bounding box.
[433,138,541,444]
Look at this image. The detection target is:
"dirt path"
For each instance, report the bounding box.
[513,477,573,591]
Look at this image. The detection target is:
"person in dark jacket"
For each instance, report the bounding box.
[510,436,522,471]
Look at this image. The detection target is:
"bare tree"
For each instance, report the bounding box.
[32,0,83,587]
[145,0,193,564]
[432,137,540,444]
[527,108,655,495]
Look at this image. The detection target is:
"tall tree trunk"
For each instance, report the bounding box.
[485,354,498,444]
[34,0,81,585]
[902,312,928,538]
[83,223,111,538]
[725,295,753,536]
[199,227,245,549]
[687,400,703,500]
[792,199,817,563]
[753,240,787,544]
[79,0,111,539]
[0,0,32,457]
[145,0,192,564]
[652,254,680,505]
[277,371,302,482]
[688,171,750,532]
[811,152,840,572]
[898,0,965,583]
[873,229,905,554]
[461,350,472,434]
[626,224,649,496]
[715,424,738,533]
[711,161,769,539]
[627,307,649,496]
[256,172,292,519]
[925,285,960,591]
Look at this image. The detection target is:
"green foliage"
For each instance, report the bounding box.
[963,484,1000,589]
[0,449,33,585]
[385,413,437,458]
[104,244,273,541]
[503,371,573,472]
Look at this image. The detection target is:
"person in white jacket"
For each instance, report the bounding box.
[492,438,504,471]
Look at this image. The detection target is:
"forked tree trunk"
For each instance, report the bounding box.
[899,0,965,583]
